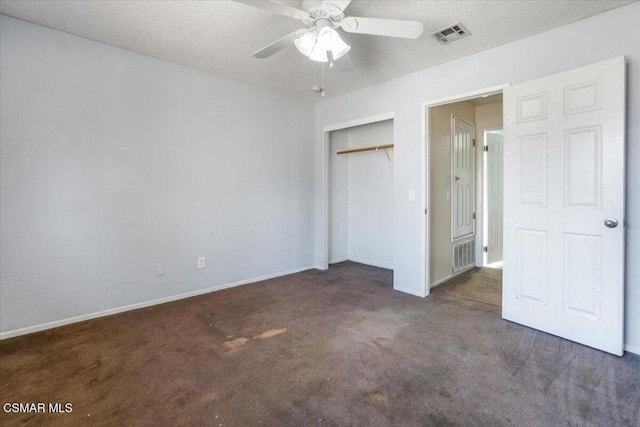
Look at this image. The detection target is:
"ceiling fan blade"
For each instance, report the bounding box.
[323,1,352,12]
[334,52,353,72]
[253,28,311,58]
[301,0,324,11]
[341,16,424,39]
[234,1,309,21]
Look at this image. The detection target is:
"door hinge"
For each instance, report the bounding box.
[472,212,476,220]
[483,246,488,252]
[483,146,489,152]
[473,138,476,147]
[425,209,428,215]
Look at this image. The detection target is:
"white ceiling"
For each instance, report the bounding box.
[0,0,632,102]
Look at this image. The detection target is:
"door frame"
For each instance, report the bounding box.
[320,112,395,270]
[480,126,504,266]
[421,83,510,295]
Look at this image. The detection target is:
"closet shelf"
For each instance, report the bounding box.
[336,143,394,155]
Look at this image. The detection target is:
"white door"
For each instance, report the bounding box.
[452,114,475,239]
[485,130,504,264]
[503,57,625,355]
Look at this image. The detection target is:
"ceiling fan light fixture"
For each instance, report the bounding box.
[316,27,341,50]
[294,30,317,56]
[330,38,350,60]
[302,26,350,63]
[308,43,329,62]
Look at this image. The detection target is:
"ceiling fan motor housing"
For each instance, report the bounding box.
[307,6,344,29]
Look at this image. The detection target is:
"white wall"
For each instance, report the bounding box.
[347,120,394,269]
[314,3,640,353]
[0,15,316,336]
[329,120,394,268]
[429,101,476,284]
[476,101,503,132]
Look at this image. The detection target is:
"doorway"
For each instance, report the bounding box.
[423,57,626,356]
[427,92,504,290]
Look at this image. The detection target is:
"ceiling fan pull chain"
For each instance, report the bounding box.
[322,62,326,96]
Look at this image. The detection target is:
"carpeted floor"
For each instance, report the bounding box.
[1,261,638,426]
[431,266,502,307]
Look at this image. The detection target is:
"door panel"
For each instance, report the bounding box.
[452,115,475,239]
[503,57,625,355]
[565,126,601,207]
[563,233,601,318]
[518,133,547,206]
[486,130,503,264]
[516,229,547,303]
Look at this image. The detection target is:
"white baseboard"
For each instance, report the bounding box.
[347,257,393,270]
[0,265,315,340]
[624,344,640,356]
[430,275,453,289]
[429,265,475,289]
[394,285,426,298]
[329,257,348,264]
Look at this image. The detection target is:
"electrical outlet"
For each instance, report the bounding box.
[197,257,205,269]
[156,263,165,276]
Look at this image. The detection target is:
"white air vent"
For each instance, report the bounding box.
[432,22,471,44]
[453,238,475,273]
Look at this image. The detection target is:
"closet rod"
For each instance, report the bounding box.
[336,143,394,155]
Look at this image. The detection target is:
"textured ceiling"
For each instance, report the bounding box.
[0,0,633,102]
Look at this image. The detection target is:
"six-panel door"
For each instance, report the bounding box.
[502,57,626,355]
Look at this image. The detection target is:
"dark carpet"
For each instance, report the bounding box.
[1,261,638,426]
[431,266,502,307]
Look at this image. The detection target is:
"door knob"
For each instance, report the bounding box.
[604,218,618,228]
[454,176,461,181]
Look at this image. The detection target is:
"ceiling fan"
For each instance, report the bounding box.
[234,0,424,70]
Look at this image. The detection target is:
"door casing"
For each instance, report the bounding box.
[422,84,510,294]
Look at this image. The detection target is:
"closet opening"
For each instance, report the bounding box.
[327,118,395,272]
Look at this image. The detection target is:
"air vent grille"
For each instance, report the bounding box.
[432,22,471,44]
[453,238,475,273]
